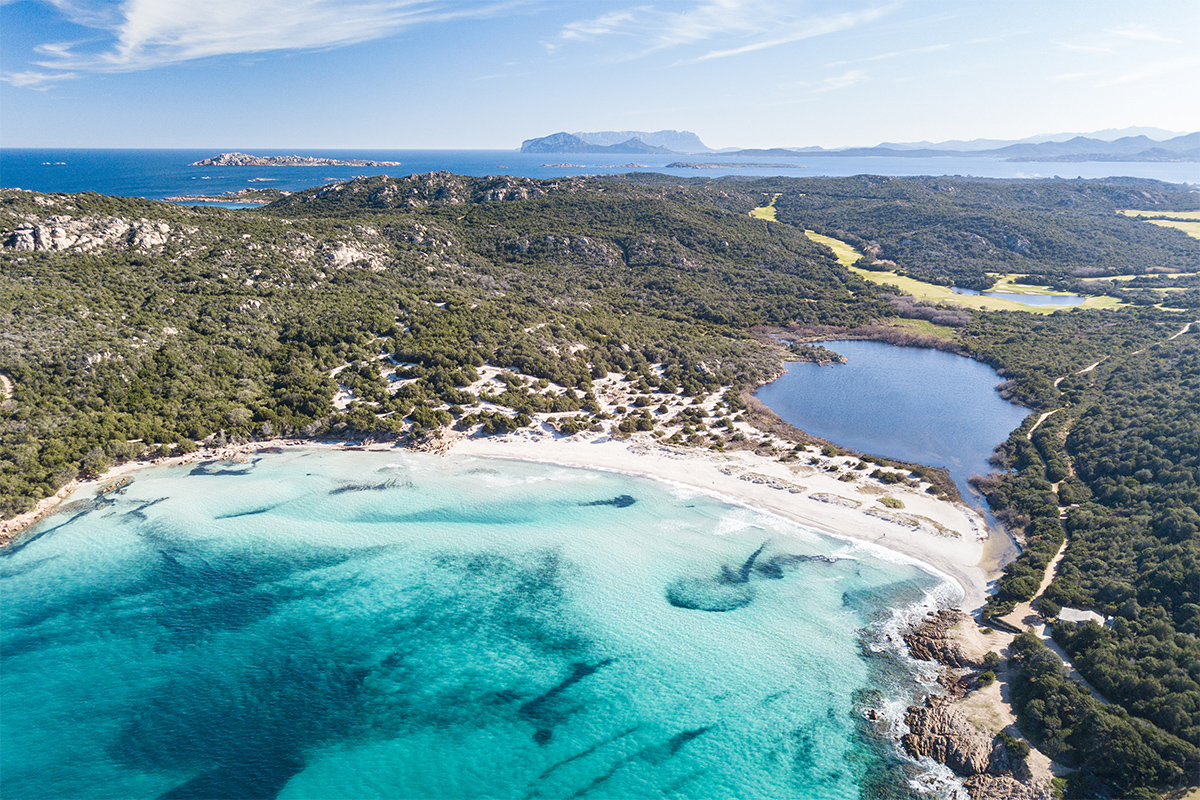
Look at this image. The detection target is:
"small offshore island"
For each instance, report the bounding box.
[1,171,1198,800]
[190,151,401,167]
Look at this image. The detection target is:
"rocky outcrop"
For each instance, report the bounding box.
[902,696,994,775]
[269,173,577,212]
[904,609,977,668]
[4,216,173,252]
[190,152,400,166]
[963,774,1052,800]
[900,610,1053,800]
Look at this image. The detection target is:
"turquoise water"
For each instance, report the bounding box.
[0,449,955,800]
[756,340,1030,503]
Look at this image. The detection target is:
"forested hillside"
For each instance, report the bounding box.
[0,177,889,515]
[2,173,1198,798]
[719,175,1200,290]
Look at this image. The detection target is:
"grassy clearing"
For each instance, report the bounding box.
[802,230,1123,314]
[804,230,862,267]
[749,193,781,222]
[1080,272,1188,282]
[886,318,958,339]
[1146,219,1200,240]
[1119,209,1200,221]
[849,264,1120,313]
[987,274,1076,296]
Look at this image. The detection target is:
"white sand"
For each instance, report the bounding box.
[3,428,995,615]
[448,430,992,612]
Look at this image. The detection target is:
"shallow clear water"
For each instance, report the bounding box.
[1,449,951,800]
[756,340,1030,502]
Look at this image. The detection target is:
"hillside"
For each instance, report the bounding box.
[2,174,1198,798]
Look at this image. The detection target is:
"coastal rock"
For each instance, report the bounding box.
[904,609,977,668]
[902,696,994,776]
[3,215,173,253]
[963,774,1052,800]
[190,152,400,167]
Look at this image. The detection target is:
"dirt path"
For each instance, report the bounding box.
[1026,408,1060,439]
[0,372,13,405]
[996,539,1112,704]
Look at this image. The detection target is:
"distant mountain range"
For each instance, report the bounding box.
[571,130,711,152]
[717,132,1199,162]
[520,131,704,154]
[520,129,1198,162]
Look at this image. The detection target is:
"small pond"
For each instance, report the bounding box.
[755,340,1030,504]
[951,287,1085,306]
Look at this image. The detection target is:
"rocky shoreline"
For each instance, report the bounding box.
[190,152,400,167]
[899,610,1052,800]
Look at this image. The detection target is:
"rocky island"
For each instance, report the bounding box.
[190,152,400,167]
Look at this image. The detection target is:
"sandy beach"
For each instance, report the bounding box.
[3,429,995,613]
[448,431,993,613]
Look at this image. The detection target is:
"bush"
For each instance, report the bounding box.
[997,731,1030,759]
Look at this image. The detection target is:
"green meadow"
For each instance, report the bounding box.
[803,231,1121,314]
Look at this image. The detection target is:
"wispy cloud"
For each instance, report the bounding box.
[13,0,527,83]
[1050,70,1102,82]
[1095,55,1200,87]
[1,69,81,89]
[1055,41,1113,54]
[824,41,946,69]
[1109,24,1178,43]
[814,68,867,92]
[547,1,899,63]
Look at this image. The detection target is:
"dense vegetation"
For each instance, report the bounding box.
[737,175,1200,290]
[1008,631,1198,798]
[3,172,1198,798]
[973,333,1200,796]
[0,176,892,514]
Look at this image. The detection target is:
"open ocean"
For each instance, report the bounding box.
[1,449,959,799]
[1,148,1196,205]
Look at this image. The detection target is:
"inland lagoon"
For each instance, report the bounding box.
[755,340,1030,503]
[1,448,962,800]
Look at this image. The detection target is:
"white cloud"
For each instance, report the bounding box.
[1055,41,1113,54]
[815,68,867,92]
[1096,55,1200,87]
[558,10,639,43]
[25,0,526,76]
[1,69,81,89]
[1109,25,1178,43]
[547,1,898,63]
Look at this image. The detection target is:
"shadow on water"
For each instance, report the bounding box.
[157,750,305,800]
[578,495,637,508]
[188,458,260,477]
[666,543,841,612]
[9,508,715,800]
[520,659,616,745]
[328,478,412,495]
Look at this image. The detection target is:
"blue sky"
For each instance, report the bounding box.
[2,0,1197,149]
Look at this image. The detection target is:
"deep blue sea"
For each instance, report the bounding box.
[1,148,1196,204]
[2,450,957,800]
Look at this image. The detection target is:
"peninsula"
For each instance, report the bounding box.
[190,152,400,167]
